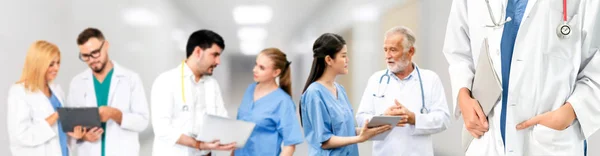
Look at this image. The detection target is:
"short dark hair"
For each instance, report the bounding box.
[186,29,225,58]
[77,28,105,45]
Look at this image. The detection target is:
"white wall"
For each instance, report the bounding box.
[419,0,461,155]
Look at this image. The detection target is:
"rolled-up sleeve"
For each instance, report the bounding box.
[300,90,333,148]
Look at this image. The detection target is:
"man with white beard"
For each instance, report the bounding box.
[355,26,450,156]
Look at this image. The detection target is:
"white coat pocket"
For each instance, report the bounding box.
[530,124,575,155]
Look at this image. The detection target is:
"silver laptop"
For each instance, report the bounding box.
[194,114,256,148]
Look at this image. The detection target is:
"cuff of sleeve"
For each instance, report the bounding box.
[120,112,145,132]
[283,137,304,146]
[39,119,57,141]
[318,134,333,147]
[568,96,598,139]
[450,69,473,120]
[197,150,211,155]
[414,113,425,129]
[451,84,470,120]
[412,113,429,136]
[167,132,184,146]
[120,113,133,129]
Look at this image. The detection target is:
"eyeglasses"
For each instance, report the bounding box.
[79,41,105,62]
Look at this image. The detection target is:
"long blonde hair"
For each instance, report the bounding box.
[17,40,61,92]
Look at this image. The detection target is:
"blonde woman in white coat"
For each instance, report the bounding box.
[7,40,86,156]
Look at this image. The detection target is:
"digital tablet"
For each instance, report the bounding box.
[366,116,401,140]
[57,107,101,132]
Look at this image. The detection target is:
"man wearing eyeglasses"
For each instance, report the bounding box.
[66,27,150,156]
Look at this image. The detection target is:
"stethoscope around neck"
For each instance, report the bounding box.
[372,66,428,114]
[179,60,215,113]
[484,0,572,38]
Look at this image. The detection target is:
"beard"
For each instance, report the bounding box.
[91,60,107,73]
[388,57,410,73]
[197,58,217,76]
[203,65,217,76]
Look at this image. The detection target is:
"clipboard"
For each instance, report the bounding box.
[462,38,502,151]
[366,116,401,140]
[57,107,102,132]
[194,114,256,148]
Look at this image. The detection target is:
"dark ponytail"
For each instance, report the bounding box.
[260,48,292,96]
[299,33,346,126]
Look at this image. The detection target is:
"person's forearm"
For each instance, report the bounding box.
[321,136,363,149]
[45,113,59,125]
[458,87,471,100]
[111,109,123,125]
[280,145,295,156]
[176,134,198,148]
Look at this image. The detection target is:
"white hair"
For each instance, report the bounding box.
[385,26,416,52]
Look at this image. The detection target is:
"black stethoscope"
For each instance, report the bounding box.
[484,0,571,38]
[372,66,428,114]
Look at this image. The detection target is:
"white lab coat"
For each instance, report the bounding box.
[150,63,228,156]
[443,0,600,155]
[7,83,71,156]
[66,61,150,156]
[356,66,450,156]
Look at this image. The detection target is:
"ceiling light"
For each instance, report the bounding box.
[123,8,160,26]
[237,27,268,41]
[240,40,264,55]
[233,5,273,24]
[353,5,379,22]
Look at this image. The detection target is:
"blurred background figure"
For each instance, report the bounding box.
[1,0,599,155]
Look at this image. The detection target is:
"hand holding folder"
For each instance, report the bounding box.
[461,38,502,151]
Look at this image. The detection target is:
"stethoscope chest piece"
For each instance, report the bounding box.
[420,107,429,114]
[557,22,571,39]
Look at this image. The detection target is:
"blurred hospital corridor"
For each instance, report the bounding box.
[2,0,600,155]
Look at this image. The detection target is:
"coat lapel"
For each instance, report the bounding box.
[80,70,97,107]
[108,62,122,107]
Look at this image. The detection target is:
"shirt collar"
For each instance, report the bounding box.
[180,62,206,84]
